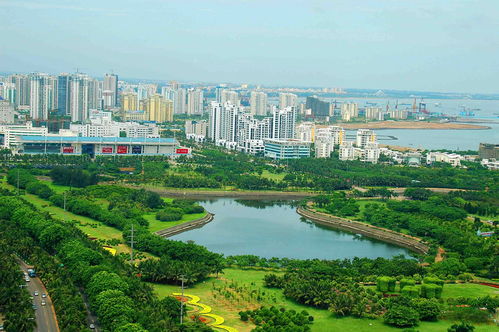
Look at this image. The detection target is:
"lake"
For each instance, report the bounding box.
[170,198,411,260]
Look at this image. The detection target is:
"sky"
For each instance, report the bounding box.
[1,0,498,93]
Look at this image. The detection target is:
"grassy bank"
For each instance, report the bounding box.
[152,268,498,332]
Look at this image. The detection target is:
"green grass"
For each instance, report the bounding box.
[145,212,207,233]
[442,283,499,299]
[257,170,287,182]
[38,179,71,194]
[151,269,498,332]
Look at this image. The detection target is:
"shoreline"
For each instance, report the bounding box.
[155,212,215,238]
[336,121,490,130]
[122,184,318,200]
[297,206,429,254]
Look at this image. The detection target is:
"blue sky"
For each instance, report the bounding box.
[1,0,498,93]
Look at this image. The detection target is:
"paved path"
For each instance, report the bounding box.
[18,260,59,332]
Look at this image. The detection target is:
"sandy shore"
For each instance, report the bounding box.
[338,121,489,130]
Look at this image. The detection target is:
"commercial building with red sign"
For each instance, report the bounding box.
[18,136,188,158]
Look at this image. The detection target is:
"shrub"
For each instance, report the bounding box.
[400,278,416,290]
[401,286,419,298]
[384,305,419,327]
[411,298,441,321]
[377,276,396,293]
[447,322,475,332]
[421,283,442,299]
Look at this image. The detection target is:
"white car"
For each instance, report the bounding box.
[41,301,46,306]
[25,277,30,282]
[41,293,46,298]
[34,291,39,296]
[89,323,95,329]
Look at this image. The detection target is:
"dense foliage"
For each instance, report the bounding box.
[239,306,313,331]
[0,241,36,332]
[0,196,213,332]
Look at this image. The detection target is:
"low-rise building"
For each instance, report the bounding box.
[0,122,48,149]
[426,152,462,167]
[17,135,185,157]
[480,158,499,170]
[479,143,499,160]
[339,141,355,161]
[264,138,310,159]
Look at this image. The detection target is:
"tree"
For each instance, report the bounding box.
[115,323,148,332]
[384,305,419,327]
[87,271,129,299]
[404,188,433,201]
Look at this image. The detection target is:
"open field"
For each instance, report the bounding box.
[152,268,498,332]
[338,121,489,130]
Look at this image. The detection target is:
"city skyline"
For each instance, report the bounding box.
[1,0,498,94]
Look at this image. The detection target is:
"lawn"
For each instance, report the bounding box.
[38,179,71,194]
[144,212,207,233]
[257,170,287,182]
[151,268,498,332]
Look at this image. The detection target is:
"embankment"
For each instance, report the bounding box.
[121,184,318,200]
[297,206,430,254]
[155,212,215,238]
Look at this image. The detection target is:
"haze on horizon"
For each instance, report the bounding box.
[1,0,498,94]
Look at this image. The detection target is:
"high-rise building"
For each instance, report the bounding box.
[365,107,382,120]
[87,79,102,110]
[295,122,315,142]
[9,74,31,107]
[0,82,16,104]
[187,89,204,115]
[305,96,330,117]
[57,73,70,116]
[174,88,187,114]
[0,100,18,124]
[69,74,89,122]
[103,73,118,108]
[29,73,54,120]
[221,90,239,106]
[279,93,298,109]
[341,103,359,121]
[121,92,139,111]
[144,94,173,122]
[215,86,224,103]
[271,106,296,139]
[356,129,376,148]
[250,91,267,116]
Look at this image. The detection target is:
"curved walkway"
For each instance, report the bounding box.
[155,213,214,238]
[173,293,238,332]
[297,206,430,254]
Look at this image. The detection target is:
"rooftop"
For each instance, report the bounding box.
[19,135,177,144]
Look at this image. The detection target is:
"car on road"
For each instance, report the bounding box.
[41,301,46,306]
[34,291,39,296]
[25,277,30,282]
[89,324,95,329]
[32,304,37,310]
[41,293,46,298]
[0,324,4,330]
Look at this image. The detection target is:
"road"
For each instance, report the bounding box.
[18,260,60,332]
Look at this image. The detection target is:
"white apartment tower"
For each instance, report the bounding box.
[69,74,90,122]
[279,93,298,109]
[250,91,268,116]
[187,89,204,115]
[221,90,239,106]
[356,129,376,148]
[29,73,54,120]
[103,73,118,108]
[272,106,296,139]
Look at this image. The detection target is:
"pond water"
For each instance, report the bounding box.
[170,198,411,260]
